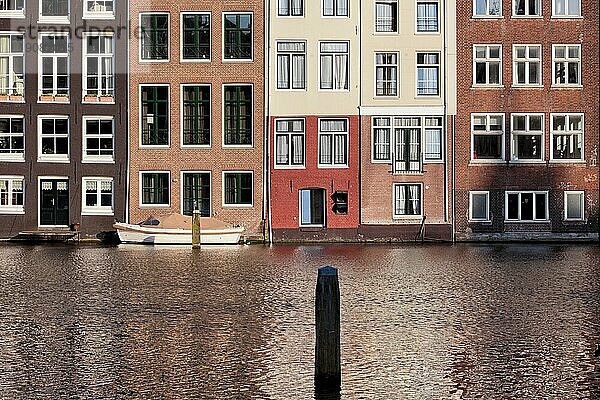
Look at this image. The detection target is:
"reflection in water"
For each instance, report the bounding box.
[0,243,599,399]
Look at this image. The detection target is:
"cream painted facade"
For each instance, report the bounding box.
[268,1,361,116]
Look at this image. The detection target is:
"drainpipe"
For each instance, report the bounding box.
[124,0,131,224]
[264,0,273,244]
[443,0,448,225]
[357,0,362,237]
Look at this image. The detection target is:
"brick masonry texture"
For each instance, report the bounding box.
[455,0,599,238]
[129,1,265,240]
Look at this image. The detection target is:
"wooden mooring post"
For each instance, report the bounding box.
[315,266,341,393]
[192,208,201,249]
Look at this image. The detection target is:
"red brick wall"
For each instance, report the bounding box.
[270,115,360,230]
[455,0,599,236]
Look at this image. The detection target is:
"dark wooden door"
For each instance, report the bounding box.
[40,179,69,226]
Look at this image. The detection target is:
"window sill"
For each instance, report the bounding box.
[140,204,170,208]
[373,95,399,99]
[549,159,586,164]
[509,160,546,164]
[321,15,350,19]
[0,95,25,102]
[504,220,550,223]
[222,58,254,63]
[471,15,504,19]
[424,159,444,164]
[82,13,116,20]
[0,11,26,18]
[471,85,504,89]
[373,31,399,35]
[83,95,115,104]
[139,145,170,149]
[0,156,25,162]
[180,58,212,63]
[0,208,25,215]
[550,15,583,19]
[139,59,170,64]
[222,204,254,209]
[38,96,70,104]
[222,145,254,149]
[511,85,544,89]
[299,226,326,231]
[415,31,440,35]
[469,219,492,224]
[82,158,115,164]
[37,157,70,163]
[469,160,505,165]
[276,15,305,19]
[181,144,211,149]
[550,84,583,89]
[275,88,308,92]
[38,16,70,24]
[273,165,306,170]
[82,210,114,216]
[318,89,351,93]
[318,165,349,169]
[371,159,392,164]
[392,216,423,221]
[510,15,543,19]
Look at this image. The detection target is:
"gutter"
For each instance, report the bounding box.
[264,0,273,244]
[125,0,131,224]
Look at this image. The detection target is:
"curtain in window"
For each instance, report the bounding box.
[320,135,332,164]
[320,55,332,89]
[278,0,289,15]
[292,55,305,88]
[409,129,420,170]
[334,134,346,164]
[396,185,405,214]
[408,185,420,214]
[276,135,288,164]
[425,128,440,159]
[337,0,348,15]
[376,3,391,31]
[333,54,347,90]
[102,57,112,95]
[291,135,303,164]
[373,128,390,160]
[292,0,302,14]
[277,54,289,89]
[323,0,333,14]
[0,36,9,95]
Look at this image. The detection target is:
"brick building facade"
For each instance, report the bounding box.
[454,0,599,240]
[128,1,266,241]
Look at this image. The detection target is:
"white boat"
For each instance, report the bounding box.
[113,214,245,245]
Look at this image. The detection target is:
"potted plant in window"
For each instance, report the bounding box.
[54,94,69,102]
[99,94,113,102]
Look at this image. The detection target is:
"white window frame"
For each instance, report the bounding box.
[322,0,349,17]
[416,52,440,96]
[221,12,254,63]
[473,44,502,86]
[473,0,502,17]
[552,0,581,17]
[222,170,254,208]
[180,170,212,216]
[274,118,306,169]
[276,41,306,91]
[564,190,584,221]
[138,12,170,63]
[82,116,114,163]
[550,113,584,162]
[392,183,423,219]
[221,83,253,148]
[416,0,439,33]
[82,32,115,101]
[0,32,25,99]
[38,0,69,23]
[374,0,398,33]
[0,114,25,162]
[371,116,392,163]
[318,118,349,168]
[37,115,70,163]
[81,177,113,216]
[180,12,211,63]
[0,175,24,214]
[278,0,304,17]
[180,83,212,148]
[469,191,490,221]
[139,171,170,207]
[299,188,327,227]
[139,83,170,148]
[510,113,544,162]
[471,113,505,162]
[505,191,549,222]
[374,52,398,97]
[83,0,114,19]
[552,44,581,87]
[512,44,542,86]
[38,32,70,101]
[424,117,443,162]
[0,0,25,18]
[513,0,541,17]
[319,41,349,91]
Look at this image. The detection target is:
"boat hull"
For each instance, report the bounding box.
[113,223,244,245]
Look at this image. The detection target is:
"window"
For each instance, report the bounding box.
[393,183,421,217]
[83,117,113,162]
[505,191,548,221]
[39,34,69,100]
[141,172,169,206]
[140,85,169,146]
[320,42,349,90]
[84,0,113,18]
[140,13,169,61]
[513,45,541,85]
[82,178,113,215]
[323,0,348,16]
[514,0,541,16]
[474,0,501,16]
[553,0,580,17]
[40,0,68,20]
[424,117,442,161]
[0,34,24,97]
[393,117,422,173]
[0,176,24,213]
[332,191,348,214]
[0,0,25,17]
[275,119,305,167]
[278,0,303,16]
[277,42,306,90]
[319,119,348,167]
[38,117,69,162]
[182,13,210,60]
[182,85,210,146]
[564,191,584,220]
[469,191,490,221]
[417,53,439,95]
[473,45,501,85]
[223,85,252,146]
[300,188,326,226]
[553,45,581,86]
[223,172,252,206]
[472,114,504,160]
[511,114,544,161]
[182,172,210,216]
[372,117,391,161]
[375,1,397,32]
[551,113,583,160]
[375,52,398,96]
[0,116,24,161]
[417,1,438,32]
[83,34,114,99]
[223,13,252,60]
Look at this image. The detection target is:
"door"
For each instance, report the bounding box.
[40,179,69,226]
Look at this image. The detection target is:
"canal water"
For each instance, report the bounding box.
[0,243,598,399]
